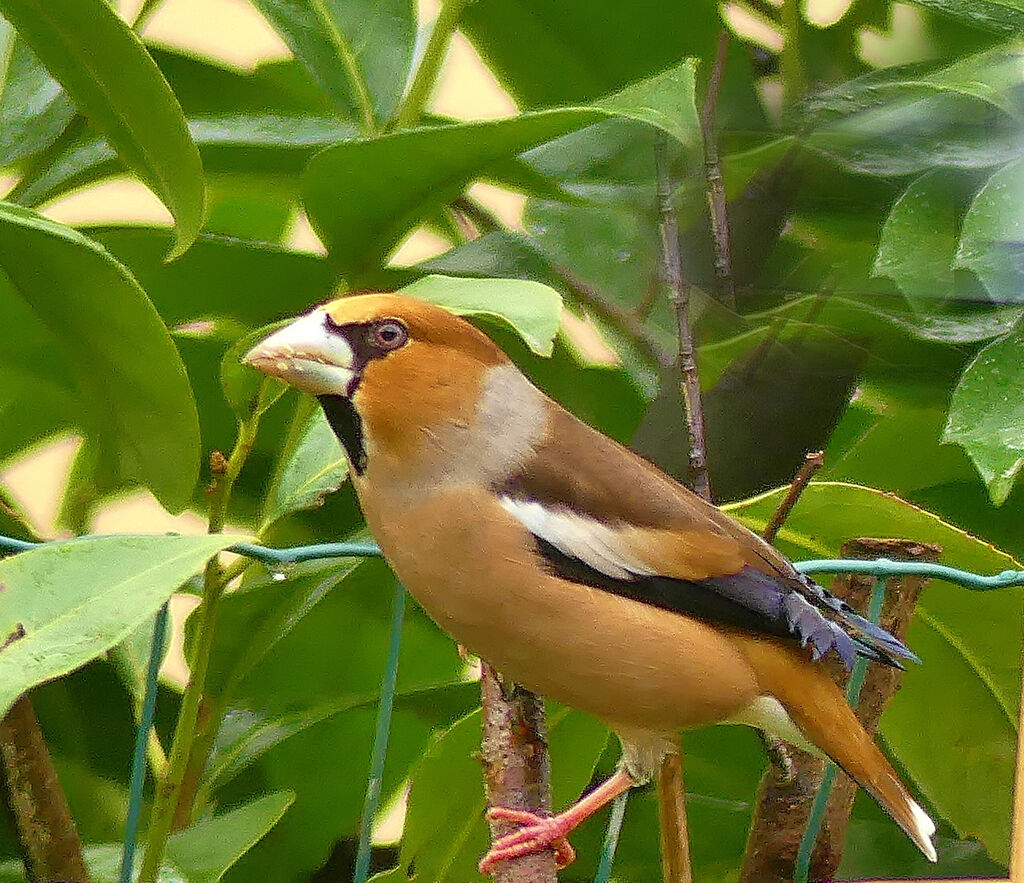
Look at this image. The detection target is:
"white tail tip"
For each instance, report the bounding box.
[909,798,937,862]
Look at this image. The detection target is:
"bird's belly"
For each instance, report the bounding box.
[362,486,761,734]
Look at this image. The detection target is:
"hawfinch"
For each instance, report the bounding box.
[245,293,936,873]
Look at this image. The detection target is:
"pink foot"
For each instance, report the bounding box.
[478,807,577,874]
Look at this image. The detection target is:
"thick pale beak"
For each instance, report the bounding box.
[243,309,358,396]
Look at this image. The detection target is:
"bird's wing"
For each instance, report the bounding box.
[499,405,917,670]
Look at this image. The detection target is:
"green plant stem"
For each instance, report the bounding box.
[137,420,259,882]
[781,0,806,108]
[395,0,469,129]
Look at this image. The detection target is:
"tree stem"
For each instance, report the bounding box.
[480,663,557,883]
[0,694,91,882]
[396,0,469,129]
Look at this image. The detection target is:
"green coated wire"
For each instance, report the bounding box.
[793,576,888,883]
[2,532,1021,589]
[594,790,629,883]
[795,557,1024,589]
[354,578,407,883]
[120,603,170,883]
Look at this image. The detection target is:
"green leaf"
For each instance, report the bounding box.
[874,170,958,306]
[12,115,354,212]
[595,60,699,151]
[165,792,295,883]
[401,274,563,357]
[956,157,1024,303]
[201,559,364,711]
[0,534,240,719]
[89,227,336,328]
[0,0,204,255]
[29,793,294,882]
[944,325,1024,504]
[459,0,717,108]
[0,24,74,166]
[206,682,478,792]
[248,0,415,129]
[220,324,289,421]
[727,482,1020,863]
[0,205,202,510]
[261,401,347,530]
[905,0,1024,32]
[302,61,699,278]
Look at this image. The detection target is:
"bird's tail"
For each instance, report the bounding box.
[747,640,937,861]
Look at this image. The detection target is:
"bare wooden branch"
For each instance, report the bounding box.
[739,538,940,883]
[762,451,825,544]
[700,30,736,311]
[480,663,557,883]
[655,132,711,503]
[0,694,91,882]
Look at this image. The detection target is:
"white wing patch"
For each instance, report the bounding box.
[499,497,657,581]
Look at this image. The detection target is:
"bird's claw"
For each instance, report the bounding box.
[478,807,577,874]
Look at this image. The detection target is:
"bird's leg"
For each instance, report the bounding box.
[479,768,635,875]
[760,732,796,782]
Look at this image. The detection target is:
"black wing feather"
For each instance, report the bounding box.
[535,538,916,670]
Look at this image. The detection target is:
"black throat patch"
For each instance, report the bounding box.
[318,394,367,475]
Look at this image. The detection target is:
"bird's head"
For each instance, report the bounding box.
[244,293,524,475]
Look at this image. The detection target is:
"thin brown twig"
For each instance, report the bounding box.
[655,132,711,503]
[653,130,703,883]
[701,30,737,311]
[762,451,825,544]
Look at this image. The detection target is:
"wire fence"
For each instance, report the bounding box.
[1,532,1021,883]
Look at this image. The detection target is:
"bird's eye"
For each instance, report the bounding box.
[372,319,408,351]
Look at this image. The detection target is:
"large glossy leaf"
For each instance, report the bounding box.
[956,157,1024,303]
[0,19,74,167]
[6,792,295,882]
[0,205,202,510]
[302,60,698,278]
[89,227,336,327]
[260,402,347,530]
[727,481,1021,864]
[402,274,563,357]
[200,558,364,706]
[248,0,414,129]
[874,170,958,306]
[12,115,355,212]
[165,792,294,883]
[0,534,239,719]
[944,324,1024,504]
[0,0,204,255]
[906,0,1024,32]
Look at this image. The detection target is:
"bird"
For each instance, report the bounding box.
[244,292,937,874]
